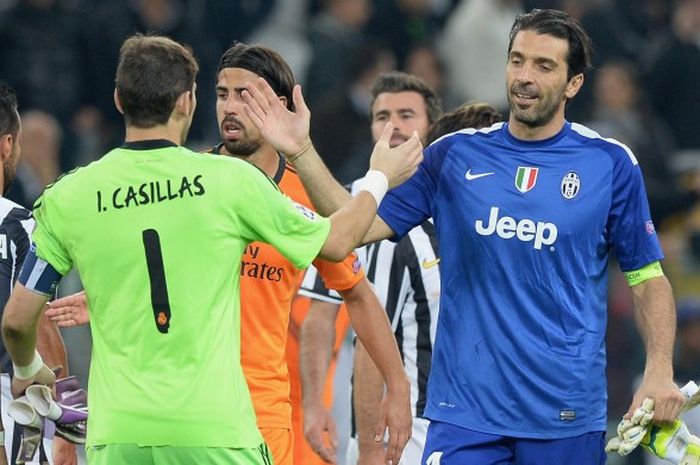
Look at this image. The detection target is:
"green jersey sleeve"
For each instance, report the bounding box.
[31,188,73,275]
[233,162,330,269]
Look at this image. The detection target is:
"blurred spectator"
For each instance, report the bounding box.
[0,0,91,121]
[304,0,372,107]
[6,110,61,209]
[565,0,673,121]
[366,0,455,66]
[247,0,312,83]
[309,42,396,185]
[587,60,695,224]
[647,0,700,150]
[438,0,523,112]
[203,0,275,52]
[403,43,451,109]
[84,0,219,143]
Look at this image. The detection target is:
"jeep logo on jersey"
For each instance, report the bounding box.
[515,166,539,193]
[561,172,580,199]
[475,207,558,250]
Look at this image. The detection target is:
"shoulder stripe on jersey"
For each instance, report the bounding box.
[428,121,504,148]
[570,122,638,165]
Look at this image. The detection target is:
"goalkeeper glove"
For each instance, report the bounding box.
[641,419,700,465]
[606,398,655,456]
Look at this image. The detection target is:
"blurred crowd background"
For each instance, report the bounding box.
[2,0,700,463]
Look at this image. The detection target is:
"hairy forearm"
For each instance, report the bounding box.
[632,276,676,376]
[354,341,386,449]
[321,193,379,261]
[300,300,338,409]
[37,313,69,378]
[2,285,49,366]
[342,281,408,394]
[290,145,352,216]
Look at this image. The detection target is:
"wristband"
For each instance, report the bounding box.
[13,351,43,380]
[357,170,389,206]
[287,139,313,163]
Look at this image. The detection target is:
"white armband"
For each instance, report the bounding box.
[356,170,389,206]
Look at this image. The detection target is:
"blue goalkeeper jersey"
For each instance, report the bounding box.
[377,121,663,439]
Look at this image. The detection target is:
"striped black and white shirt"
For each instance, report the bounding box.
[0,197,34,374]
[299,181,441,420]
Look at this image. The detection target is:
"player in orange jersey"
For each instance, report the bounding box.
[46,42,412,465]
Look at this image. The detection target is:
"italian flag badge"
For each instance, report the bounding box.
[515,166,539,193]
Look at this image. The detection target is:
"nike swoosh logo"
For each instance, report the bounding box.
[422,258,440,269]
[465,169,495,181]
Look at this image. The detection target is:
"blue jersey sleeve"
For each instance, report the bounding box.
[377,140,448,241]
[607,148,664,271]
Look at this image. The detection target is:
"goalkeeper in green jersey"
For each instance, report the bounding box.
[0,34,421,465]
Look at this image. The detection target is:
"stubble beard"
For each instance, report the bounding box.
[508,85,566,129]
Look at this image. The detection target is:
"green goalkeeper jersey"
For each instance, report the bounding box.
[31,140,330,448]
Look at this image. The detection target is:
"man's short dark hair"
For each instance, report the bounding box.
[508,9,593,80]
[427,102,503,144]
[0,82,20,138]
[115,35,199,128]
[217,42,296,111]
[370,72,442,125]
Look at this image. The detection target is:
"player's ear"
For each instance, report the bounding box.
[0,134,12,162]
[113,89,124,115]
[565,73,584,99]
[175,89,194,117]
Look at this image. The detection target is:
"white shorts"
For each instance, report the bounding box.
[1,373,53,465]
[346,417,429,465]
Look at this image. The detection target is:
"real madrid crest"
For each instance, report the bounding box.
[561,172,580,199]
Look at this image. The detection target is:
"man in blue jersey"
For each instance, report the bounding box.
[239,8,686,465]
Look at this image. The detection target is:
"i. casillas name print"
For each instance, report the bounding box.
[96,175,205,212]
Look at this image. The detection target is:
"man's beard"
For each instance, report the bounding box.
[222,138,260,157]
[3,159,15,194]
[508,84,565,128]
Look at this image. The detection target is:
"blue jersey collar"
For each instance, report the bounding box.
[502,121,571,147]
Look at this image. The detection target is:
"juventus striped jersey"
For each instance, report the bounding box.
[0,197,34,374]
[300,179,441,420]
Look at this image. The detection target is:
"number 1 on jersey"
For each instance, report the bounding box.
[142,229,171,333]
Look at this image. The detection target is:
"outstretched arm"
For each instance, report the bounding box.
[300,299,340,464]
[241,78,406,245]
[316,124,420,260]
